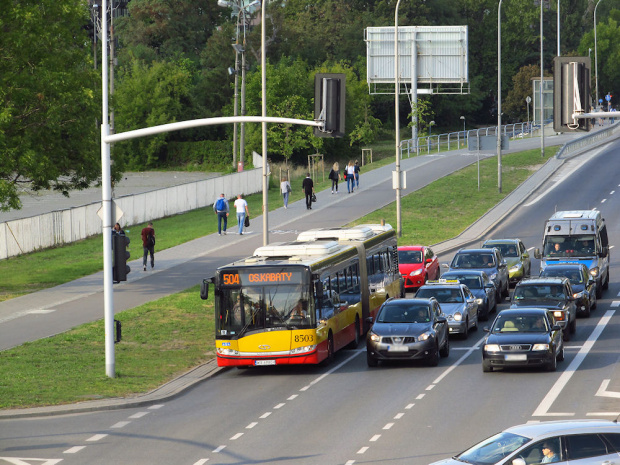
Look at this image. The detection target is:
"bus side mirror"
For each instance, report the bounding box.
[534,248,541,259]
[200,279,209,300]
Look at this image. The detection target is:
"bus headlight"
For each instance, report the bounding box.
[217,347,240,356]
[290,345,316,354]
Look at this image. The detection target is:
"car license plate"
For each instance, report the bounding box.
[387,345,408,352]
[255,360,276,366]
[505,354,527,361]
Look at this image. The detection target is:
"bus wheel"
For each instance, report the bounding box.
[346,316,361,349]
[322,332,335,366]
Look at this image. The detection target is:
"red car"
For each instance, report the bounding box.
[398,246,440,292]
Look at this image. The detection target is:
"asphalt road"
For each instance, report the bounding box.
[3,135,620,465]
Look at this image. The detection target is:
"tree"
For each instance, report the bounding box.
[0,0,100,211]
[504,64,542,122]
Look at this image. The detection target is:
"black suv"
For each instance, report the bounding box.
[511,277,577,341]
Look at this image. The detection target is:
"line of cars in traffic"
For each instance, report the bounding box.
[366,239,600,370]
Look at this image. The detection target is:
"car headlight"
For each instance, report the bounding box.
[484,344,501,352]
[590,267,600,278]
[489,273,498,281]
[573,291,584,299]
[453,312,463,321]
[418,331,432,341]
[509,263,522,273]
[553,310,566,321]
[476,298,484,305]
[410,269,424,277]
[369,331,381,343]
[532,344,549,351]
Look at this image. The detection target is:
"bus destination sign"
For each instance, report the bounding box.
[220,269,303,287]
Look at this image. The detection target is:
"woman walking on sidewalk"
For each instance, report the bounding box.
[329,162,341,194]
[346,161,355,193]
[280,177,291,208]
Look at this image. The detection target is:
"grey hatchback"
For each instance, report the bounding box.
[366,298,449,367]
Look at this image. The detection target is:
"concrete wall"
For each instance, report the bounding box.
[0,166,263,260]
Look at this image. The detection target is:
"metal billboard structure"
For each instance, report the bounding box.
[365,26,469,96]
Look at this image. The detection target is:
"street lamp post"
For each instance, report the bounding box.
[460,115,465,133]
[526,95,532,134]
[394,0,403,237]
[498,0,503,193]
[261,0,268,246]
[557,0,561,56]
[595,0,602,110]
[428,120,435,153]
[540,0,545,158]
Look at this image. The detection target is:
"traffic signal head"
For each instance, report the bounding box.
[314,73,346,137]
[553,56,591,132]
[113,234,131,282]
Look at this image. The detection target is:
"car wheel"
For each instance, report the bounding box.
[462,318,469,340]
[491,298,498,314]
[502,281,509,298]
[427,343,439,367]
[439,335,450,358]
[562,328,570,342]
[603,270,610,290]
[596,280,603,299]
[366,350,378,367]
[546,352,557,372]
[570,317,577,334]
[472,315,478,331]
[482,361,493,372]
[592,295,597,310]
[557,345,564,362]
[581,301,591,318]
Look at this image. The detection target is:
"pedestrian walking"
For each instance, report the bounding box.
[346,161,355,193]
[213,193,229,235]
[233,194,249,235]
[302,173,315,210]
[280,177,292,208]
[354,160,361,189]
[328,162,341,194]
[141,221,155,271]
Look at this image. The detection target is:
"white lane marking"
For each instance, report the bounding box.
[64,446,86,454]
[357,447,369,454]
[148,404,164,409]
[595,379,620,398]
[345,461,356,465]
[273,403,285,409]
[246,422,258,429]
[532,310,614,416]
[616,291,620,297]
[426,384,436,391]
[230,433,243,440]
[193,460,209,465]
[601,199,607,203]
[86,434,108,441]
[129,412,149,419]
[394,413,405,420]
[0,460,62,465]
[405,403,415,409]
[432,335,486,385]
[587,411,620,416]
[416,394,425,400]
[212,446,226,453]
[383,423,394,430]
[110,421,130,428]
[287,394,298,400]
[611,301,620,307]
[300,350,361,391]
[259,412,271,419]
[370,435,381,442]
[610,190,615,195]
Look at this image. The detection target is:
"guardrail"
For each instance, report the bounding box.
[555,122,620,159]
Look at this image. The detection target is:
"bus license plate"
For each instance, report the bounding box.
[255,360,276,366]
[387,345,408,352]
[505,354,527,361]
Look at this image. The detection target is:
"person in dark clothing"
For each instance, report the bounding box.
[141,222,155,271]
[302,173,315,210]
[354,160,361,189]
[328,162,341,194]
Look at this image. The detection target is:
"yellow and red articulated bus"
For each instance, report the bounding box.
[200,224,402,367]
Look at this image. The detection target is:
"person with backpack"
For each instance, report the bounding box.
[213,193,229,235]
[141,221,155,271]
[354,159,361,189]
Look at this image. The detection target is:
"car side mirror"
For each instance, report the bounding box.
[534,248,541,259]
[552,324,562,331]
[501,259,507,267]
[200,279,209,300]
[483,326,490,333]
[436,316,447,324]
[484,283,495,289]
[366,316,374,325]
[442,263,449,269]
[426,258,432,264]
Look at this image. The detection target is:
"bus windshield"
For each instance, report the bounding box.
[543,235,596,258]
[216,267,313,337]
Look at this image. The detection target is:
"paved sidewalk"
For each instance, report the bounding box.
[3,131,609,419]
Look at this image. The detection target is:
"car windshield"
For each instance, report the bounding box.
[416,287,463,303]
[543,235,596,258]
[541,268,583,285]
[491,314,549,333]
[452,253,496,269]
[444,274,483,289]
[484,243,518,257]
[456,431,530,465]
[398,250,423,264]
[513,285,565,301]
[377,303,431,323]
